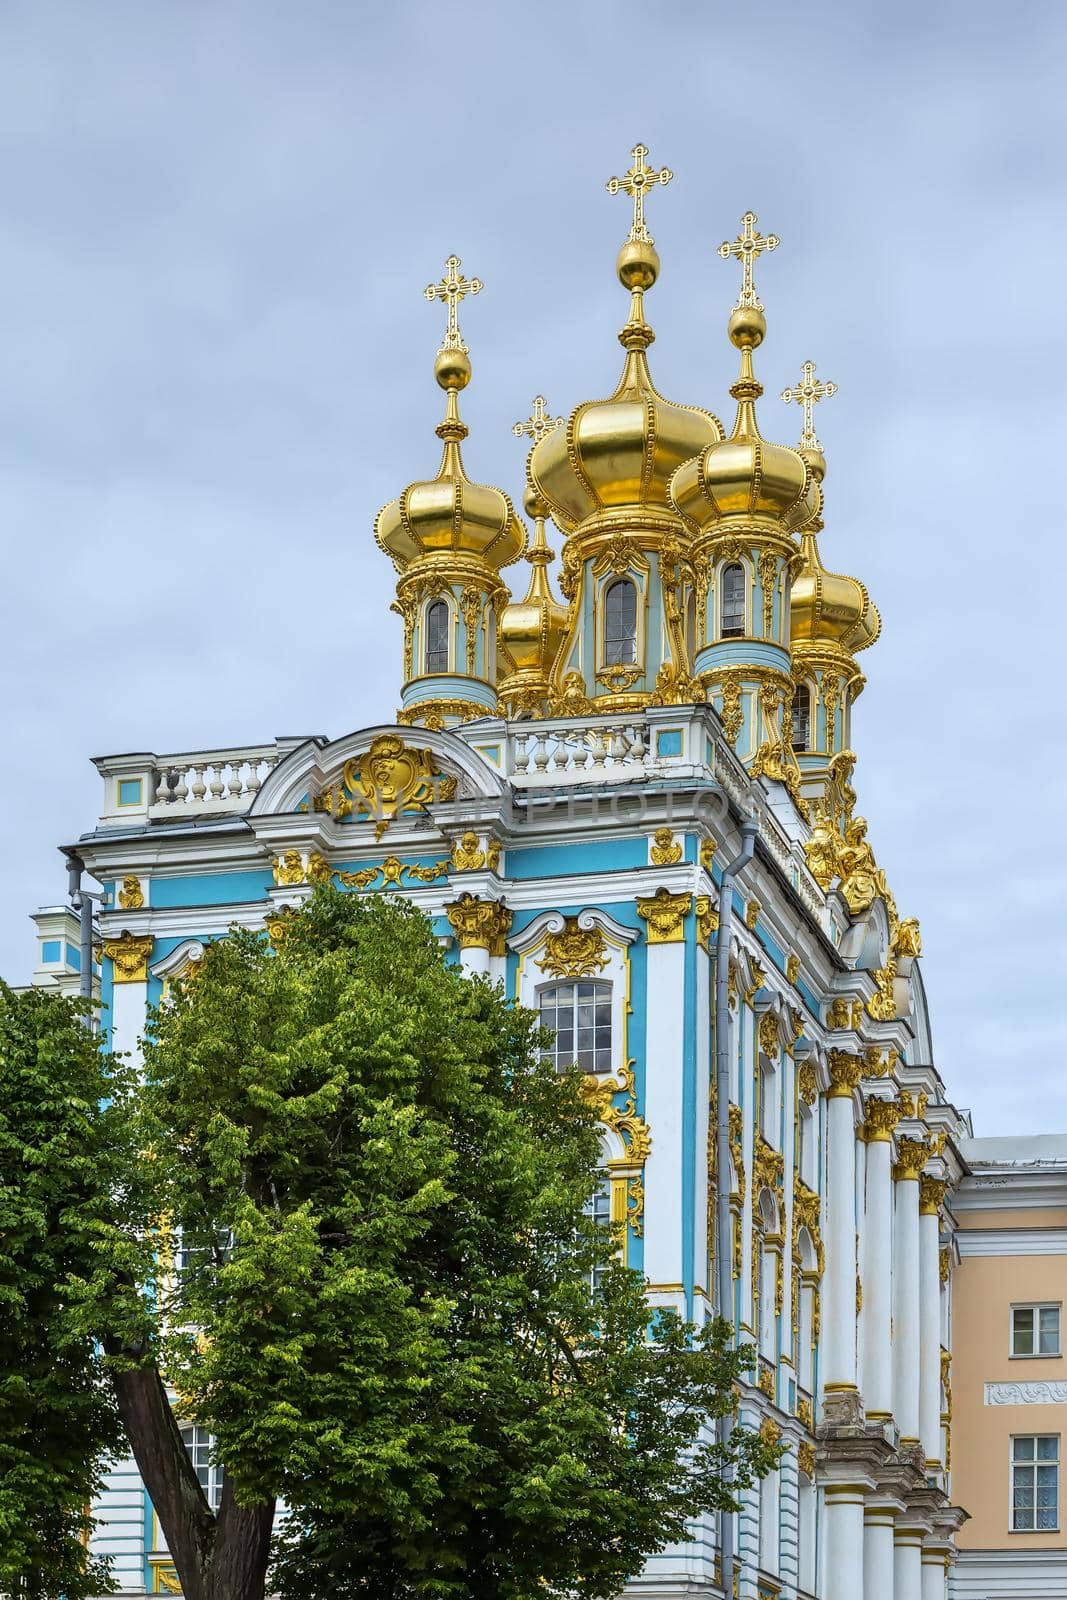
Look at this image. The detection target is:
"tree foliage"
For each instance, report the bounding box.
[1,890,777,1600]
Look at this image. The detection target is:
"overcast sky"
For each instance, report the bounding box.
[1,0,1064,1135]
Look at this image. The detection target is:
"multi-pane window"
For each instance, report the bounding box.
[424,600,450,674]
[1012,1304,1061,1358]
[604,579,638,665]
[584,1173,612,1295]
[539,981,612,1074]
[1012,1435,1059,1531]
[180,1425,224,1512]
[791,684,811,751]
[720,564,745,637]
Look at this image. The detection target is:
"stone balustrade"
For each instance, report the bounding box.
[150,746,281,816]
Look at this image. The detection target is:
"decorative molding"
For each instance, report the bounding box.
[537,917,608,979]
[985,1380,1067,1406]
[636,887,691,944]
[649,827,683,866]
[445,894,511,955]
[101,930,154,984]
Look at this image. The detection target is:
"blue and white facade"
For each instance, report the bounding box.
[31,165,984,1599]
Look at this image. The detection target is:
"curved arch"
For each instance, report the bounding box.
[837,893,892,972]
[908,961,934,1064]
[251,723,507,818]
[603,577,638,666]
[423,596,452,675]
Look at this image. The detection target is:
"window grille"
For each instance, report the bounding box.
[539,981,612,1075]
[425,600,450,674]
[604,579,638,665]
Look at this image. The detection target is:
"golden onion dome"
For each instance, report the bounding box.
[528,240,722,533]
[498,483,569,678]
[669,305,818,535]
[790,451,880,653]
[375,344,526,574]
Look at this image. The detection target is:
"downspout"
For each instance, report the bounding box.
[65,852,100,1025]
[713,812,758,1596]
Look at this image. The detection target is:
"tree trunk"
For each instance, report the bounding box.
[109,1361,275,1600]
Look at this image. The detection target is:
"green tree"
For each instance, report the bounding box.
[0,986,130,1600]
[3,890,777,1600]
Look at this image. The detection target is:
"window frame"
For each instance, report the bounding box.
[180,1423,225,1513]
[1011,1302,1062,1360]
[791,682,812,752]
[719,562,747,639]
[538,978,613,1077]
[423,597,452,676]
[602,577,639,667]
[1010,1433,1060,1533]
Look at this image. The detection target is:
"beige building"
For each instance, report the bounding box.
[951,1135,1067,1599]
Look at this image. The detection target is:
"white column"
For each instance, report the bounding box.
[459,944,490,978]
[445,896,508,981]
[101,932,154,1069]
[921,1545,947,1600]
[892,1140,926,1444]
[862,1104,897,1419]
[822,1482,866,1600]
[822,1054,861,1398]
[694,937,712,1302]
[894,1523,924,1600]
[864,1505,897,1600]
[638,893,689,1308]
[919,1178,946,1469]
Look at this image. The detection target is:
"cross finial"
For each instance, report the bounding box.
[718,211,780,311]
[513,394,563,446]
[781,361,838,450]
[606,143,673,245]
[425,255,483,353]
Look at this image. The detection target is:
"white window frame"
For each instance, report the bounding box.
[538,978,613,1076]
[1011,1302,1062,1359]
[510,910,637,1094]
[180,1424,225,1512]
[423,596,453,676]
[718,560,748,639]
[1010,1433,1059,1533]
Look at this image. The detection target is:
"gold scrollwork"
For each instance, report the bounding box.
[695,895,718,951]
[334,857,449,892]
[785,952,800,985]
[797,1062,818,1105]
[826,1049,862,1099]
[636,888,691,944]
[102,930,154,984]
[626,1176,645,1237]
[797,1441,816,1479]
[537,918,609,978]
[315,734,457,839]
[579,1065,652,1165]
[444,894,511,956]
[893,1135,932,1183]
[758,1012,780,1058]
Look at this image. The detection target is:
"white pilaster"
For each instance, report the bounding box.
[864,1505,897,1600]
[822,1054,860,1398]
[641,919,687,1299]
[694,940,711,1298]
[862,1116,895,1418]
[919,1178,946,1469]
[921,1546,947,1600]
[459,945,490,978]
[892,1144,924,1444]
[894,1523,924,1600]
[823,1482,866,1600]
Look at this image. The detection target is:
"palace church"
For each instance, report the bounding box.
[28,146,1066,1600]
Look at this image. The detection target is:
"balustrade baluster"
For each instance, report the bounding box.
[173,767,189,803]
[208,766,224,801]
[190,765,207,802]
[155,767,172,806]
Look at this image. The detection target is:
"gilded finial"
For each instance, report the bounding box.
[718,211,779,312]
[425,254,483,354]
[606,143,673,245]
[781,361,838,451]
[513,395,563,445]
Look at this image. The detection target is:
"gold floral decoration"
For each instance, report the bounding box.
[758,1012,780,1058]
[101,930,154,984]
[334,857,449,892]
[893,1136,931,1183]
[785,953,800,985]
[537,918,609,979]
[797,1441,816,1479]
[445,894,511,956]
[314,734,456,840]
[579,1066,652,1165]
[636,888,691,944]
[306,852,330,885]
[626,1176,645,1237]
[695,895,718,950]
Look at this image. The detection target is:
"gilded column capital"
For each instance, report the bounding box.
[892,1136,931,1183]
[694,894,718,951]
[636,887,691,944]
[445,893,511,956]
[101,930,154,984]
[862,1097,902,1143]
[919,1176,948,1216]
[825,1049,862,1099]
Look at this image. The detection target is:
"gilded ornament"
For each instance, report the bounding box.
[334,858,448,892]
[695,895,718,950]
[804,802,839,891]
[780,360,838,453]
[917,1090,929,1119]
[700,838,717,871]
[759,1415,782,1447]
[797,1441,816,1479]
[333,863,383,890]
[837,817,886,917]
[727,959,739,1009]
[856,1273,863,1314]
[797,1062,818,1105]
[894,917,922,959]
[605,141,673,246]
[398,700,486,734]
[866,961,897,1023]
[863,1046,887,1077]
[306,852,330,886]
[582,1065,652,1165]
[862,1098,901,1143]
[826,1050,862,1099]
[102,930,154,984]
[636,887,691,944]
[718,210,780,313]
[626,1176,645,1237]
[486,838,501,873]
[758,1012,780,1058]
[537,918,609,979]
[752,1134,784,1200]
[792,1177,824,1276]
[264,906,297,947]
[650,827,683,866]
[774,1250,784,1317]
[788,1006,804,1041]
[714,669,744,744]
[893,1136,931,1183]
[827,997,852,1030]
[513,394,563,445]
[744,958,766,1007]
[757,550,778,638]
[786,953,800,985]
[757,1364,776,1400]
[729,1103,745,1196]
[549,671,591,717]
[445,894,511,956]
[919,1176,947,1217]
[460,585,482,677]
[797,1395,814,1432]
[745,898,760,930]
[939,1247,951,1285]
[117,875,144,911]
[156,1569,182,1596]
[424,254,482,354]
[850,1000,864,1030]
[272,850,305,887]
[343,734,454,837]
[896,1090,916,1119]
[451,831,486,872]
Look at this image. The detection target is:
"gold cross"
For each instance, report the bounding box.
[606,143,673,244]
[424,255,483,353]
[781,361,838,449]
[718,211,780,311]
[513,394,563,445]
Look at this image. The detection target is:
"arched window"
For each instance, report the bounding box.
[685,587,697,660]
[720,563,745,637]
[604,578,638,665]
[539,980,612,1074]
[791,683,811,751]
[424,599,450,674]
